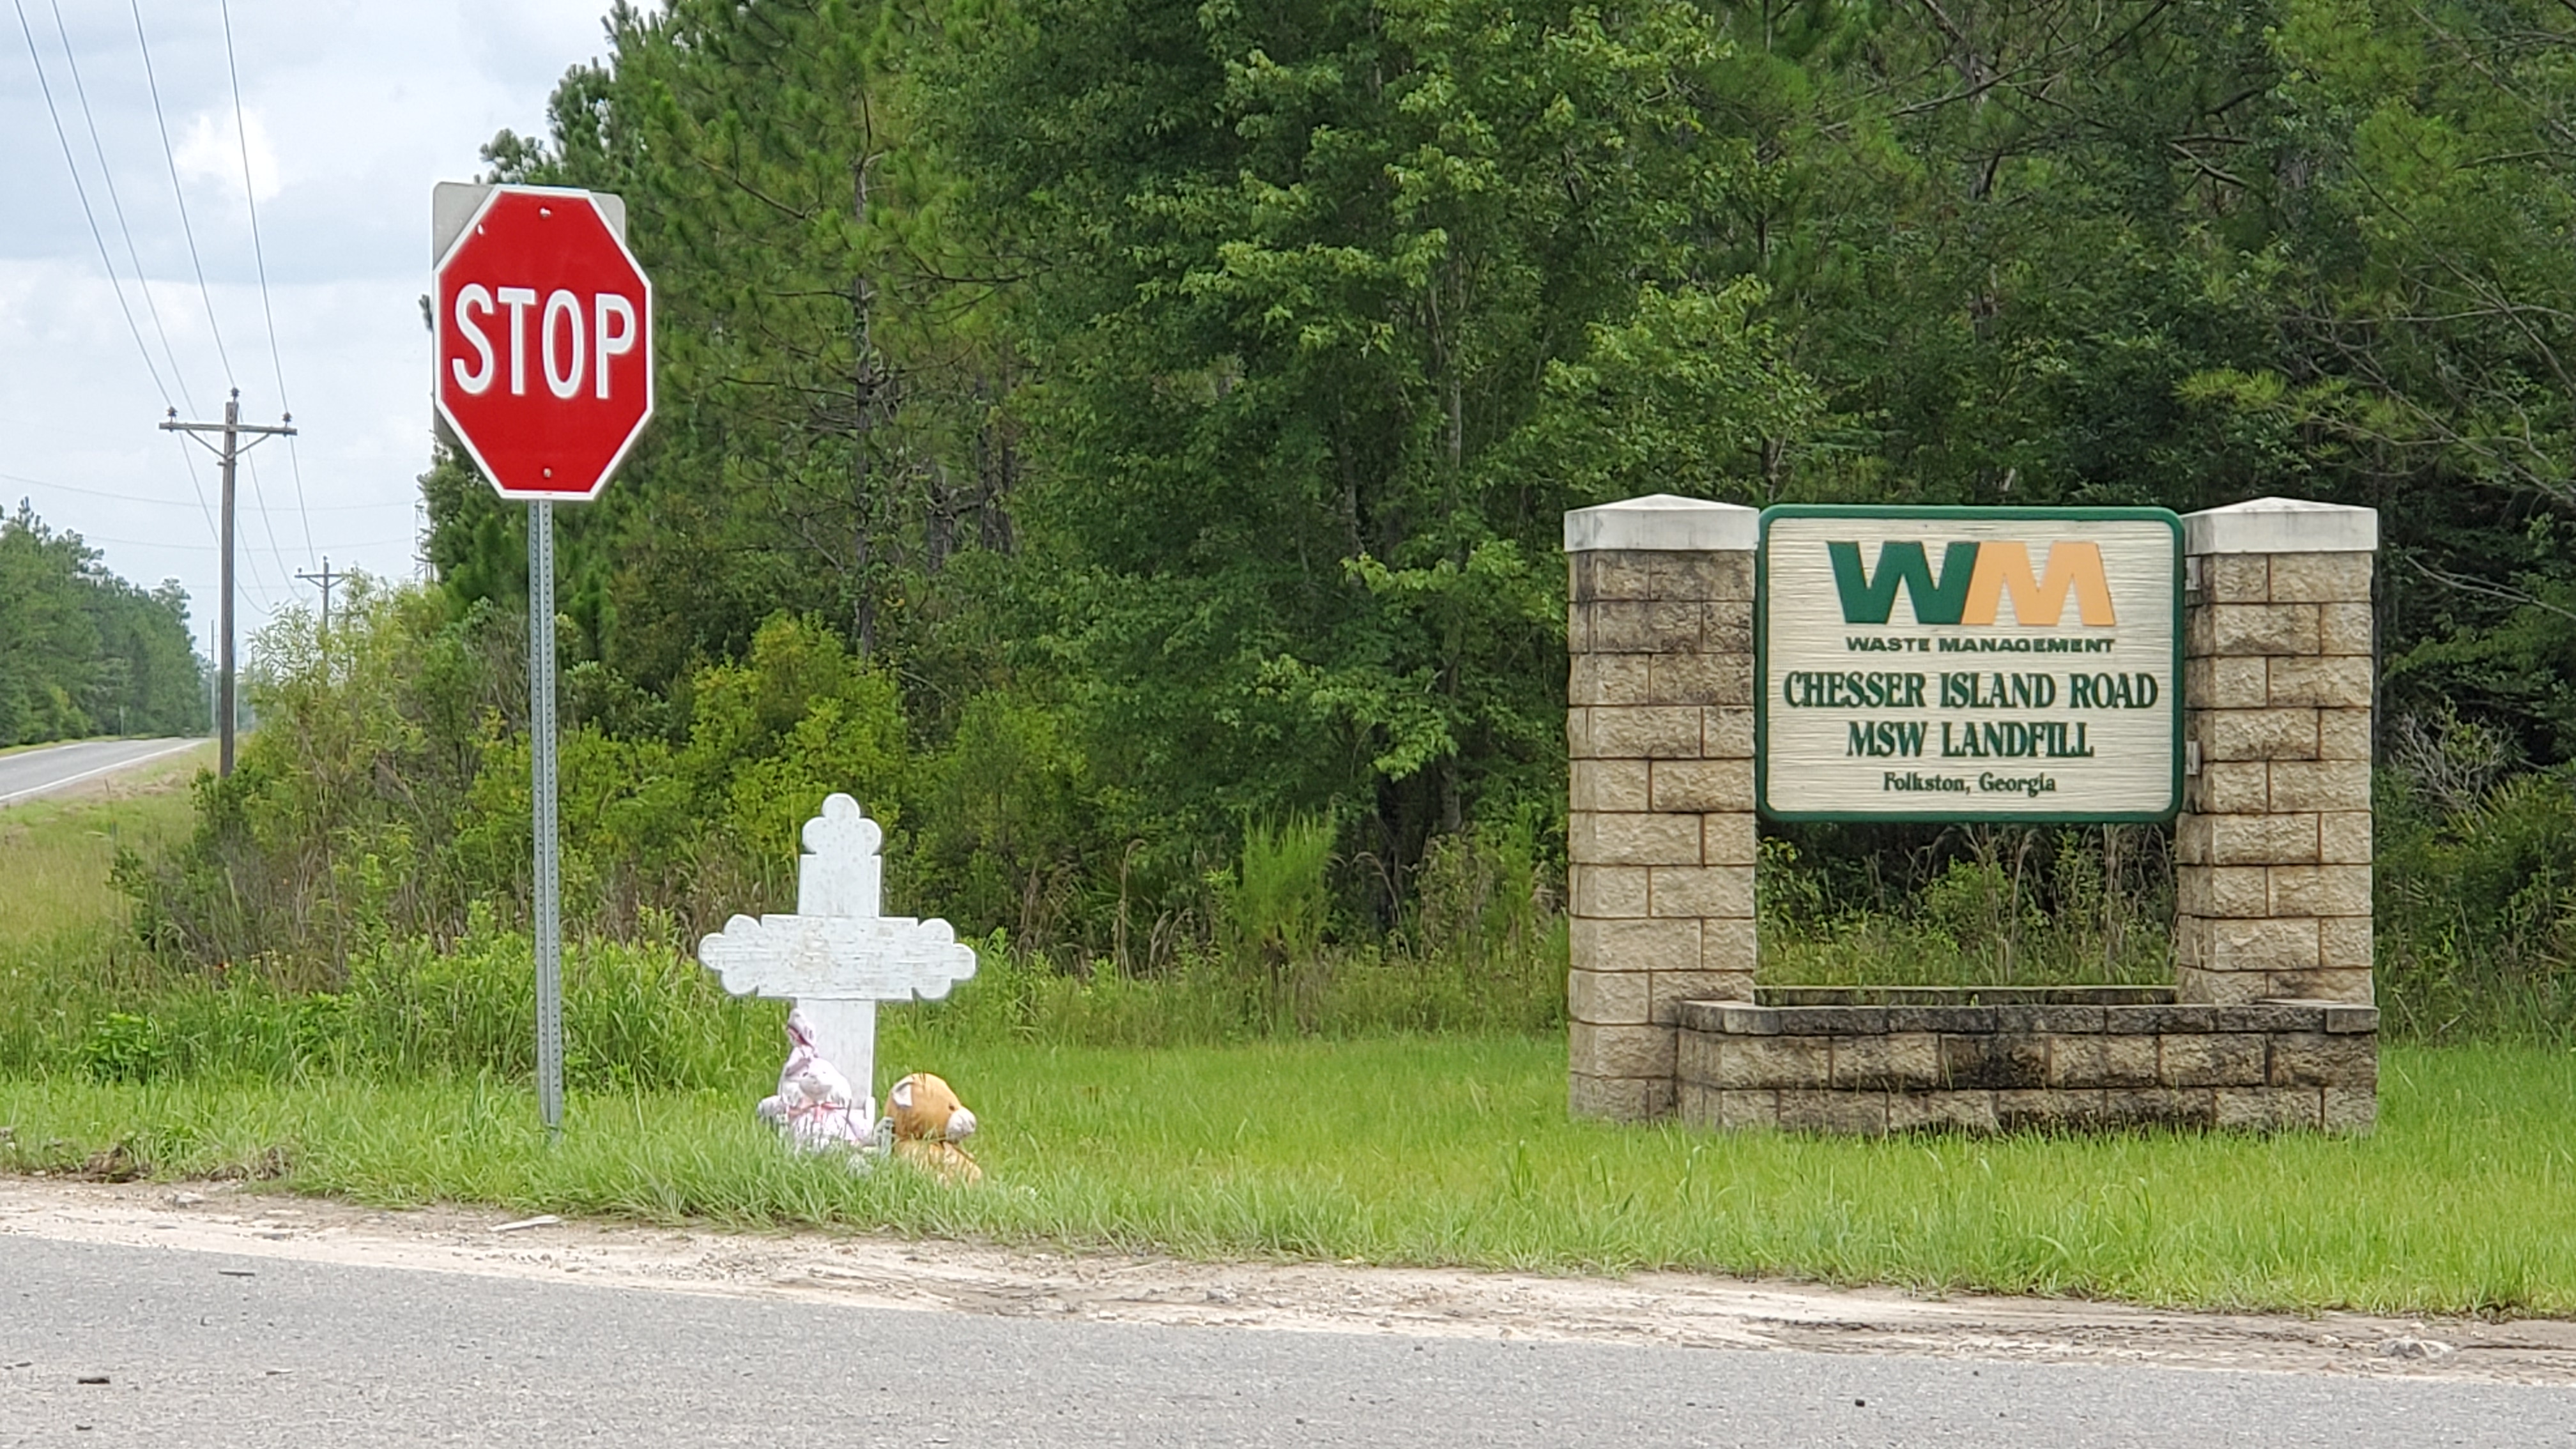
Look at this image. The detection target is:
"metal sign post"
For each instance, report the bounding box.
[433,182,652,1135]
[528,502,564,1133]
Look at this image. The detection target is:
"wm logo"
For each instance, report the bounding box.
[1826,540,2115,627]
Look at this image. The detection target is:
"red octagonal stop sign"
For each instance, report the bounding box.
[434,186,654,501]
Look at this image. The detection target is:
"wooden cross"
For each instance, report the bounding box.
[698,794,976,1117]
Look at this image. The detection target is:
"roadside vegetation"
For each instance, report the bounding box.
[12,0,2576,1321]
[10,769,2576,1317]
[4,1025,2570,1317]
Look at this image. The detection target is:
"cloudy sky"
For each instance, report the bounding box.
[2,0,618,656]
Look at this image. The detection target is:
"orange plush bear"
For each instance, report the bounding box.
[884,1072,981,1185]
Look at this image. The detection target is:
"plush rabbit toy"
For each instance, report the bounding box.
[755,1008,877,1156]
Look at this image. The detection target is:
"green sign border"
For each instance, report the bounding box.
[1754,504,2185,825]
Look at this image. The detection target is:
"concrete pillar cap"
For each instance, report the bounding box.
[1563,494,1759,553]
[2183,497,2378,555]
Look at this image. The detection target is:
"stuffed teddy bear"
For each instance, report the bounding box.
[884,1071,981,1184]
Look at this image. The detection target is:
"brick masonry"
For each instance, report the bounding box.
[1675,995,2379,1135]
[1565,500,1759,1121]
[2176,503,2377,1008]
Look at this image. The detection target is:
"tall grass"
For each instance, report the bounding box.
[3,775,1567,1084]
[4,1041,2571,1315]
[0,748,206,953]
[1757,828,2174,988]
[2376,761,2576,1045]
[0,753,211,1072]
[13,757,2576,1315]
[7,920,1567,1085]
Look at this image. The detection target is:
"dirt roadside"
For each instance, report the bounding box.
[3,1176,2569,1383]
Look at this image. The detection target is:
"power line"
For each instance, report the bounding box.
[13,0,174,409]
[241,446,293,599]
[47,0,194,412]
[43,527,418,552]
[129,0,233,386]
[219,0,311,562]
[11,0,215,559]
[0,470,408,511]
[167,436,218,542]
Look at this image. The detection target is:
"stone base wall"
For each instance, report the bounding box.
[1676,995,2378,1135]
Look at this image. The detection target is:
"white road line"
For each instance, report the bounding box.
[0,738,209,808]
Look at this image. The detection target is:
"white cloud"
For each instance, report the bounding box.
[0,0,613,637]
[174,108,283,206]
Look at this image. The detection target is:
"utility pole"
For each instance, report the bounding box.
[162,389,294,777]
[295,556,347,636]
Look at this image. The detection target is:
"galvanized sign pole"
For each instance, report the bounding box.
[528,501,564,1133]
[433,182,654,1136]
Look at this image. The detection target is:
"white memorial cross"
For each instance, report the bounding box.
[698,794,976,1119]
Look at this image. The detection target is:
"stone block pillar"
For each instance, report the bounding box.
[1563,495,1760,1121]
[2176,498,2379,1006]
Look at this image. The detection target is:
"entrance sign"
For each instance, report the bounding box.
[433,185,654,501]
[700,793,978,1117]
[1757,506,2181,821]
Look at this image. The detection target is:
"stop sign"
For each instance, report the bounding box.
[433,186,653,501]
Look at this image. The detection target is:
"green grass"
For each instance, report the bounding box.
[3,1039,2572,1317]
[10,761,2575,1318]
[0,753,213,1071]
[0,747,204,948]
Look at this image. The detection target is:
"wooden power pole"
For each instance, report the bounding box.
[295,556,347,636]
[162,389,294,776]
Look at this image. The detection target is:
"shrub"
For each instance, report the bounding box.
[77,1012,169,1085]
[2379,763,2576,1043]
[121,597,912,983]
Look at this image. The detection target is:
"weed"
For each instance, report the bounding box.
[77,1014,169,1085]
[1,1042,2570,1317]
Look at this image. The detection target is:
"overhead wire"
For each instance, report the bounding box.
[73,532,419,553]
[241,443,286,539]
[13,0,174,411]
[47,0,193,414]
[50,0,222,555]
[219,0,313,564]
[12,0,216,550]
[167,430,218,544]
[0,470,408,510]
[128,0,231,386]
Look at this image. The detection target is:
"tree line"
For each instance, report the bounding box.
[142,0,2576,1023]
[0,503,203,747]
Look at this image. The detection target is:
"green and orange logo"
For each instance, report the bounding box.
[1827,540,2114,627]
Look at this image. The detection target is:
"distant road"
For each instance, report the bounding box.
[0,737,207,808]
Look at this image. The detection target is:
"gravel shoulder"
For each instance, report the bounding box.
[3,1175,2568,1383]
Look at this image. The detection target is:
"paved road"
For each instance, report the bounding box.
[2,1236,2568,1448]
[0,739,206,808]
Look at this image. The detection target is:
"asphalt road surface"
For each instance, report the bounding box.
[3,1234,2570,1448]
[0,739,206,809]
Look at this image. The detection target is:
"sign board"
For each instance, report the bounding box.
[1757,506,2182,822]
[432,184,654,501]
